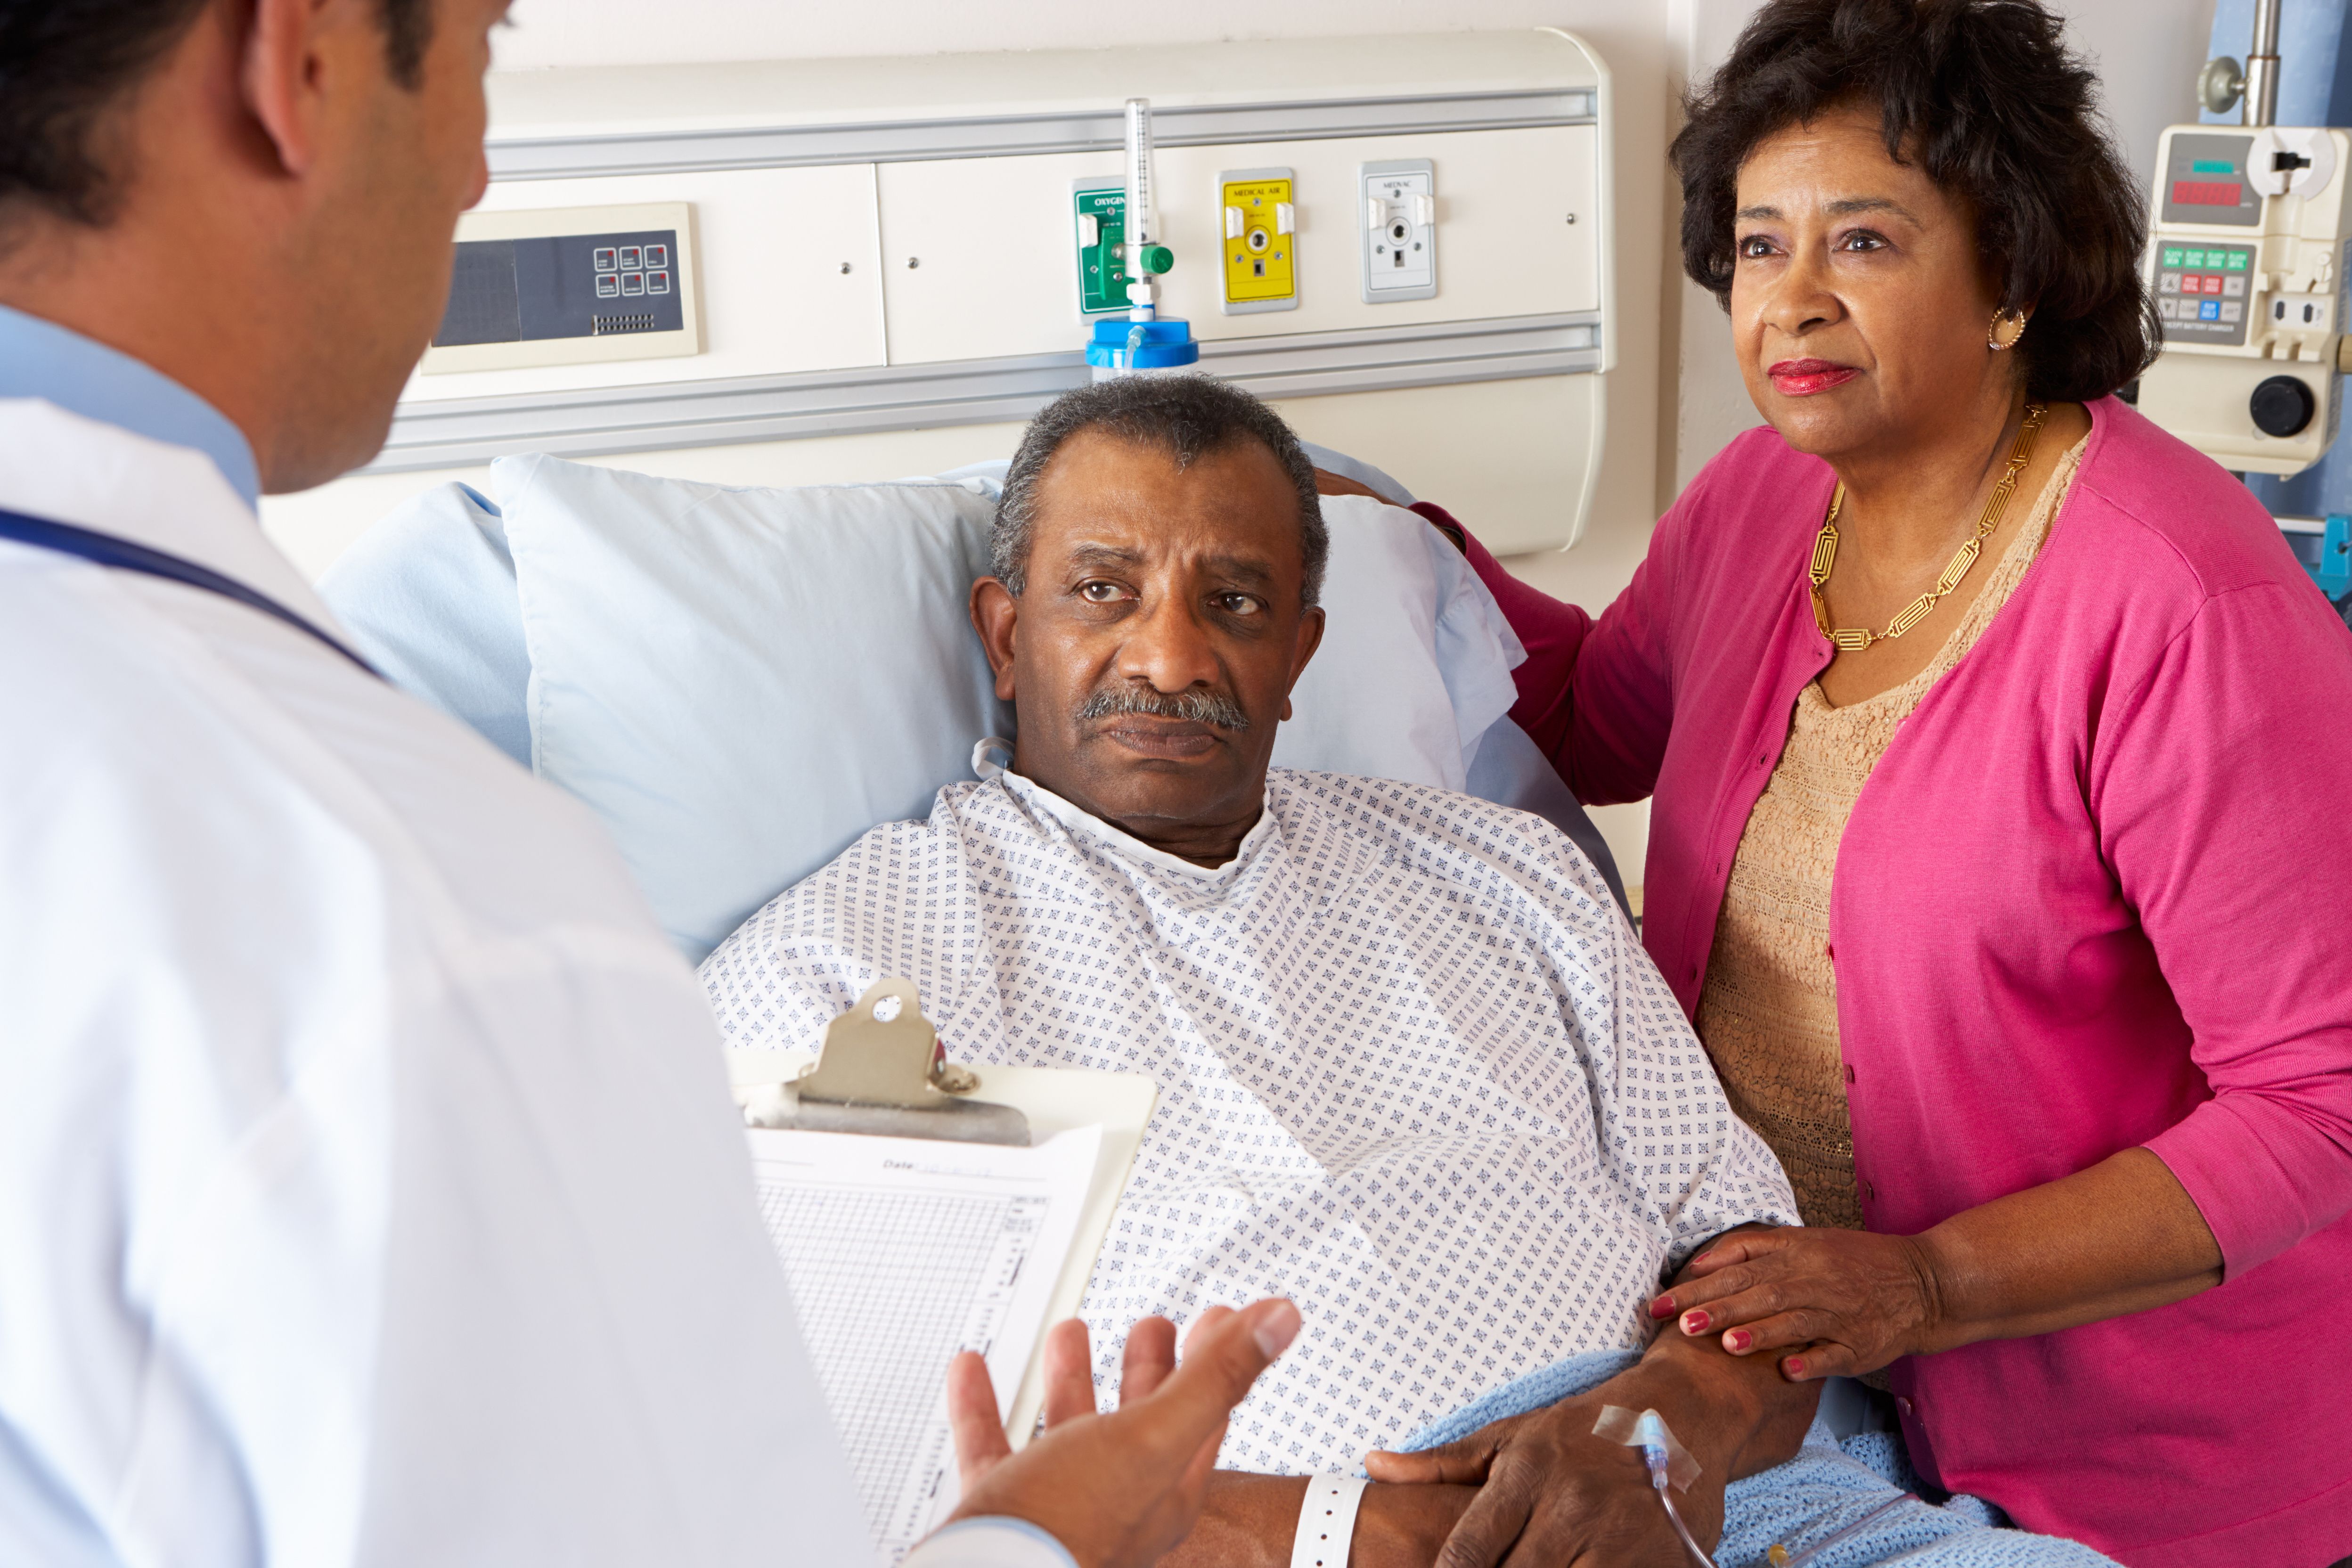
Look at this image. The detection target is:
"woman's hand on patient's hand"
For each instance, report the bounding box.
[1651,1226,1941,1380]
[941,1300,1300,1568]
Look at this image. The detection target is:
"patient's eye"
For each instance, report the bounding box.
[1737,233,1778,260]
[1212,592,1265,616]
[1077,580,1133,603]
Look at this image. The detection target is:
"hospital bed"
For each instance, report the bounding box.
[315,441,1627,960]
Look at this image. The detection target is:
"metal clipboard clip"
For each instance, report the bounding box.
[737,977,1031,1146]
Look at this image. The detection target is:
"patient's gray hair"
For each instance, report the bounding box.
[992,375,1329,606]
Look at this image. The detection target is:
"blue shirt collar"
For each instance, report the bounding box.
[0,304,261,509]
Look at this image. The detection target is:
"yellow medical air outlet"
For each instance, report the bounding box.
[1220,167,1298,314]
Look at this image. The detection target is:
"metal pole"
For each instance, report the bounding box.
[2246,0,2281,126]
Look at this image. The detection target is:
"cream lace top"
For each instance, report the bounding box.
[1694,437,2088,1231]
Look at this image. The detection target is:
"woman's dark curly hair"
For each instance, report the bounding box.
[1671,0,2157,403]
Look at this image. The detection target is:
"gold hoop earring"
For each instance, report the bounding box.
[1988,309,2027,351]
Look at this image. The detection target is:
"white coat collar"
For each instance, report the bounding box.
[0,397,345,635]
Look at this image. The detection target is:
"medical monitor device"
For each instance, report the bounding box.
[2136,124,2352,475]
[421,202,703,375]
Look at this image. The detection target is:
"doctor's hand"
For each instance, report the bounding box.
[940,1299,1301,1568]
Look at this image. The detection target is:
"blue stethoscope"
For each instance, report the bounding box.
[0,506,380,678]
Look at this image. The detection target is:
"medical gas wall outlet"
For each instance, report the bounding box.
[1361,159,1436,303]
[1074,180,1175,318]
[1220,167,1298,314]
[421,202,702,374]
[2136,124,2352,475]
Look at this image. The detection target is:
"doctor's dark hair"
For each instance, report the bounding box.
[0,0,433,232]
[993,375,1330,608]
[1672,0,2158,403]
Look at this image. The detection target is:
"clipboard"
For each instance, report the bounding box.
[724,1033,1157,1446]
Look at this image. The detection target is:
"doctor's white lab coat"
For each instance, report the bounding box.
[0,397,1057,1568]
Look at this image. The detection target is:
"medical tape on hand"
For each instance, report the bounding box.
[1288,1475,1367,1568]
[1593,1405,1703,1492]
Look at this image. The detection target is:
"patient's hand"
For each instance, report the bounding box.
[1364,1232,1820,1568]
[939,1301,1299,1568]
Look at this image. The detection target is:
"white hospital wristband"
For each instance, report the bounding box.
[1289,1475,1368,1568]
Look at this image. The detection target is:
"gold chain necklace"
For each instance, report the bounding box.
[1809,402,2048,653]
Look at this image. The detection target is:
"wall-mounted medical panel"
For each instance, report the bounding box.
[347,30,1616,552]
[423,204,698,375]
[402,165,886,403]
[877,126,1595,365]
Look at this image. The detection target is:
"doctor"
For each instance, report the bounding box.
[0,2,1295,1566]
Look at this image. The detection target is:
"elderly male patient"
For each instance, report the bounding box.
[702,379,2105,1568]
[698,373,1798,1563]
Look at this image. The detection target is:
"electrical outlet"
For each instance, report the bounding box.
[1074,181,1130,316]
[1219,166,1298,314]
[1361,159,1436,303]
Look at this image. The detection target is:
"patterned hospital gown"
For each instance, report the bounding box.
[700,763,1797,1475]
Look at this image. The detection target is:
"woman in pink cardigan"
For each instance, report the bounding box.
[1385,2,2352,1565]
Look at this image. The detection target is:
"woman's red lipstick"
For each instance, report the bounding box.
[1768,358,1861,396]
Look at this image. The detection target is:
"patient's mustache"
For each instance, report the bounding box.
[1078,685,1252,730]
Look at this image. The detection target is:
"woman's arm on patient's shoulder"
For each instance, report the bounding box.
[1413,502,1677,809]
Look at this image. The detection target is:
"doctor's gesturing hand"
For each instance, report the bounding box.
[941,1299,1303,1568]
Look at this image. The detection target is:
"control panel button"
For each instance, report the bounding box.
[645,244,668,268]
[2251,374,2316,437]
[2158,272,2180,293]
[619,246,643,270]
[2223,274,2246,297]
[621,272,645,295]
[2221,300,2244,322]
[594,247,617,271]
[647,270,671,294]
[2158,297,2180,319]
[596,273,620,298]
[2198,299,2221,320]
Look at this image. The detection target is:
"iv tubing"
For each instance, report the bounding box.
[1641,1444,1717,1568]
[1770,1493,1912,1568]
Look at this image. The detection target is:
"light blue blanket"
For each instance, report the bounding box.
[1398,1352,2118,1568]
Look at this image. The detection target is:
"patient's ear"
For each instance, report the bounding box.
[970,577,1020,701]
[1277,605,1325,723]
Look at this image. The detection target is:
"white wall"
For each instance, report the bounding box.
[396,0,2212,894]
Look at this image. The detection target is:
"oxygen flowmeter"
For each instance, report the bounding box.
[1081,98,1200,381]
[2136,122,2352,474]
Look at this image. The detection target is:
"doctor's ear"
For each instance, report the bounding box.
[970,578,1021,701]
[242,0,389,180]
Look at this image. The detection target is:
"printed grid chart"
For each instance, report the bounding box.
[756,1182,1050,1560]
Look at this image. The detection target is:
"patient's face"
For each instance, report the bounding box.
[971,430,1324,863]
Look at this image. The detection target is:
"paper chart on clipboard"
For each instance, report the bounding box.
[745,1124,1100,1563]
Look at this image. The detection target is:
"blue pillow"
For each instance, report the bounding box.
[320,454,1625,956]
[494,454,1010,959]
[318,482,533,767]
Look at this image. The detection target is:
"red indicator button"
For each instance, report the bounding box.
[2173,180,2244,207]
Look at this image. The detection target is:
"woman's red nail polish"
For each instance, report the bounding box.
[1680,1310,1710,1334]
[1786,1357,1807,1379]
[1725,1330,1751,1352]
[1649,1296,1676,1319]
